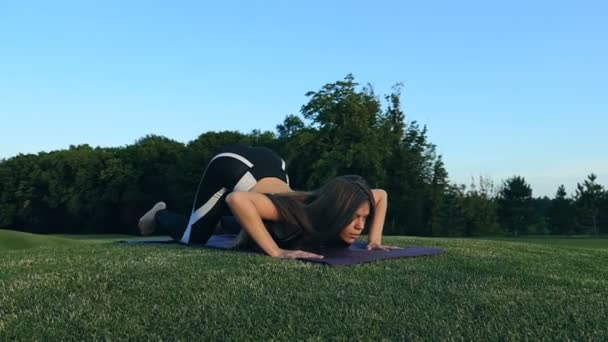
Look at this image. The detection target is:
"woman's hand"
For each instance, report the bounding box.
[273,249,324,259]
[366,242,402,251]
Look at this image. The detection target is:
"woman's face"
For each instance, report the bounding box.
[339,202,370,244]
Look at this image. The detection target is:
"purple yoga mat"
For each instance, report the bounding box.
[123,234,444,266]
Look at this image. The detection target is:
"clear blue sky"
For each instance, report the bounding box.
[1,0,606,197]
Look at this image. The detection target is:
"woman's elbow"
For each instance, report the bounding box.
[226,192,247,209]
[372,189,387,203]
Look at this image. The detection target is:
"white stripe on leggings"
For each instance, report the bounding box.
[181,187,228,243]
[233,171,257,192]
[210,152,254,167]
[182,152,254,243]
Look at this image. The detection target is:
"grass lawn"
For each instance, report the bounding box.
[477,236,608,250]
[0,229,85,251]
[1,229,607,340]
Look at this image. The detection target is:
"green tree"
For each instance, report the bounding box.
[124,135,189,219]
[433,184,467,236]
[574,173,604,235]
[548,185,576,235]
[391,122,446,236]
[376,82,449,235]
[497,176,534,236]
[275,75,448,235]
[529,196,552,235]
[427,156,450,236]
[461,176,500,236]
[598,191,608,235]
[300,74,387,186]
[276,115,306,140]
[275,115,320,189]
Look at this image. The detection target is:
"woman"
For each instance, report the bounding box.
[138,143,399,258]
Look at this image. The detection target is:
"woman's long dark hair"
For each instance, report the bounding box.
[266,175,376,245]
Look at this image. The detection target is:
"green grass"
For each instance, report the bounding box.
[0,230,132,251]
[57,234,135,243]
[1,230,607,340]
[477,236,608,249]
[0,229,84,251]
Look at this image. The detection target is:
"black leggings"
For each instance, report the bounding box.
[154,144,288,244]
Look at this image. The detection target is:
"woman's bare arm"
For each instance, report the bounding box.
[368,189,401,250]
[225,192,323,258]
[368,189,387,244]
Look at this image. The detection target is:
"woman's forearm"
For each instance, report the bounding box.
[368,189,388,244]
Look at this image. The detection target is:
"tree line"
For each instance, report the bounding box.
[1,75,607,236]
